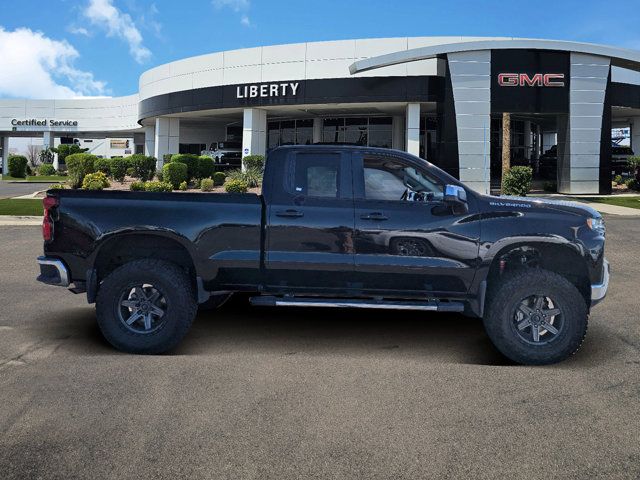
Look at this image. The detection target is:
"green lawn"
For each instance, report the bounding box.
[585,196,640,210]
[1,175,66,182]
[0,199,43,216]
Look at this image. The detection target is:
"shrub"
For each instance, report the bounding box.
[144,181,173,192]
[162,153,174,164]
[624,178,639,190]
[224,179,249,193]
[130,181,145,191]
[543,181,557,192]
[170,154,199,180]
[126,167,135,176]
[54,144,88,166]
[179,180,188,191]
[94,158,111,176]
[49,183,65,190]
[628,156,640,180]
[198,156,214,179]
[82,171,110,190]
[213,171,226,186]
[613,174,623,185]
[38,164,56,176]
[26,165,33,176]
[129,154,157,181]
[156,170,164,182]
[200,178,214,192]
[65,153,96,188]
[242,155,265,172]
[110,157,128,182]
[7,155,28,178]
[227,167,261,188]
[162,162,188,189]
[39,148,55,165]
[502,166,533,196]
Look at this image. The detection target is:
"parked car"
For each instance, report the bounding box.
[37,145,609,365]
[200,141,242,168]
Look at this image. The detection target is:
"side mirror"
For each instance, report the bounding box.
[444,184,468,214]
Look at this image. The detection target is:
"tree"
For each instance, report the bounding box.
[501,112,511,194]
[26,144,42,167]
[53,144,88,166]
[39,147,55,164]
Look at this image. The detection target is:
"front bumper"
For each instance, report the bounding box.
[36,256,70,287]
[591,258,610,307]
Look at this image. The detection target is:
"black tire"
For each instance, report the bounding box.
[483,269,588,365]
[198,292,233,311]
[96,259,197,354]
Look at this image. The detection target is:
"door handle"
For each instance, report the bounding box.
[360,212,388,221]
[276,209,304,218]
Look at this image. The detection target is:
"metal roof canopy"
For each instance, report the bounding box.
[349,39,640,75]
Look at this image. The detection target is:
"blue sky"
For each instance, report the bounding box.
[0,0,639,98]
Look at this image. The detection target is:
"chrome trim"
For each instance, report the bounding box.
[37,256,70,287]
[591,259,610,304]
[274,300,440,311]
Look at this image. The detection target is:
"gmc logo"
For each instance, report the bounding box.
[498,73,565,87]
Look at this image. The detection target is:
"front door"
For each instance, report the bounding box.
[352,152,480,296]
[265,149,355,292]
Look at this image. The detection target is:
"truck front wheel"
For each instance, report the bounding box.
[96,259,197,354]
[483,269,588,365]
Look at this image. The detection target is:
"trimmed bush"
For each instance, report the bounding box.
[82,171,110,190]
[624,178,639,190]
[129,154,157,181]
[54,144,88,166]
[94,158,111,176]
[224,179,249,193]
[38,164,56,176]
[7,155,28,178]
[613,174,623,185]
[162,161,187,189]
[144,181,173,192]
[170,154,199,180]
[200,178,214,192]
[213,171,226,186]
[110,157,128,182]
[130,181,145,191]
[179,180,188,191]
[242,155,265,171]
[198,156,214,179]
[162,153,174,164]
[66,153,96,188]
[156,170,164,182]
[502,166,533,196]
[49,183,65,190]
[126,167,135,176]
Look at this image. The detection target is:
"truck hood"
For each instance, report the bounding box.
[482,195,601,218]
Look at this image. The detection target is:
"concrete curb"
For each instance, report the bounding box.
[0,216,42,226]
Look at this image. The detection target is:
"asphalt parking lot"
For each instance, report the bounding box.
[1,217,639,479]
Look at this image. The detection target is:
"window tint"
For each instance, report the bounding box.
[363,156,443,202]
[293,153,340,198]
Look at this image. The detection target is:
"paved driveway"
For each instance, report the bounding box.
[0,181,51,199]
[0,217,638,479]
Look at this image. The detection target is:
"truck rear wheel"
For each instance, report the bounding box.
[96,259,197,354]
[483,269,588,365]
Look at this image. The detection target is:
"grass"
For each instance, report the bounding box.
[0,199,43,216]
[1,175,66,182]
[583,196,640,210]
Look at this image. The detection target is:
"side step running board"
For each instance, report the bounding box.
[249,296,465,312]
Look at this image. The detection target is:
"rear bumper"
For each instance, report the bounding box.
[591,258,610,307]
[36,256,70,287]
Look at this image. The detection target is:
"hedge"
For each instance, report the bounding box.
[170,154,199,180]
[94,158,111,176]
[129,154,157,181]
[162,162,187,189]
[502,166,533,196]
[144,181,173,192]
[7,155,28,178]
[242,155,265,171]
[66,153,97,188]
[38,164,56,176]
[110,157,128,182]
[198,156,214,179]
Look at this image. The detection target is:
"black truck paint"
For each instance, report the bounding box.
[37,145,609,364]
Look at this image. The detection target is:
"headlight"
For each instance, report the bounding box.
[587,217,605,235]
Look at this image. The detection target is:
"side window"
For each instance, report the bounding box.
[292,153,341,198]
[363,156,444,202]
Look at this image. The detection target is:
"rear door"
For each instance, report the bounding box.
[352,152,480,296]
[265,148,355,292]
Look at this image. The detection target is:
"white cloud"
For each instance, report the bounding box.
[68,25,90,36]
[0,27,108,99]
[213,0,252,27]
[83,0,151,63]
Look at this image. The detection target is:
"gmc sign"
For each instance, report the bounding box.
[498,73,565,87]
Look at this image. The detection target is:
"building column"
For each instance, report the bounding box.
[312,117,323,144]
[242,108,267,166]
[144,126,155,157]
[558,53,610,194]
[1,137,9,176]
[405,103,420,156]
[154,118,180,169]
[392,115,404,150]
[523,120,532,160]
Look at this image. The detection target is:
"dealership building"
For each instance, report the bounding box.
[2,36,640,194]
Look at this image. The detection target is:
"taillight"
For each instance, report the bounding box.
[42,196,58,242]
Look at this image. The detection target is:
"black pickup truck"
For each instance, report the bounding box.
[37,145,609,364]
